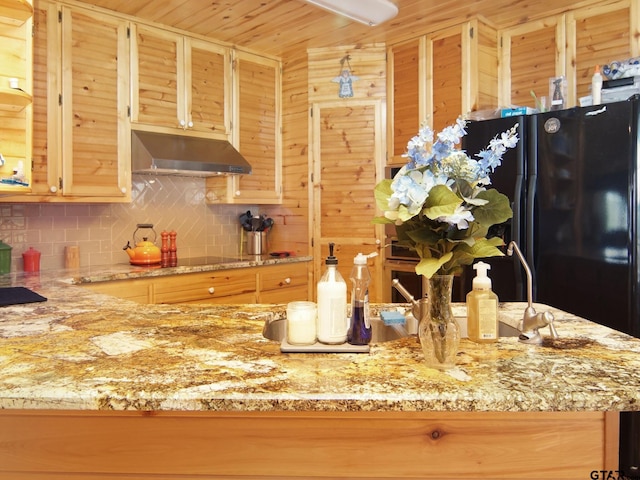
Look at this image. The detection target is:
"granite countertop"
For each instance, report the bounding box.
[65,254,313,284]
[1,267,640,413]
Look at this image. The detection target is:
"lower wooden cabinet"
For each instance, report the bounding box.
[153,269,258,304]
[83,262,310,304]
[0,410,620,479]
[83,277,152,304]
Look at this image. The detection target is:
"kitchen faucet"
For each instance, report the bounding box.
[391,278,425,335]
[506,241,559,344]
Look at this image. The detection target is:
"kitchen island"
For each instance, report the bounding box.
[1,269,639,479]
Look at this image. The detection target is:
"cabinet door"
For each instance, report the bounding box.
[0,0,32,194]
[131,24,182,130]
[132,27,230,136]
[388,38,423,164]
[55,6,130,197]
[153,269,258,304]
[186,38,230,136]
[231,51,282,204]
[83,278,151,304]
[311,101,384,303]
[258,263,310,303]
[499,18,563,108]
[567,3,633,104]
[427,25,464,133]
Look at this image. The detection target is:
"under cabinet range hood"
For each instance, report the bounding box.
[131,130,252,176]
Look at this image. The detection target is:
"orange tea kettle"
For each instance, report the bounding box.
[123,224,162,265]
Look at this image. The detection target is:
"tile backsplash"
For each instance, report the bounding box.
[0,175,254,272]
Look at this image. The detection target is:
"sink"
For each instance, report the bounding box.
[262,317,409,343]
[499,320,521,337]
[262,317,521,342]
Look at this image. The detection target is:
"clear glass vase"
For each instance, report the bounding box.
[418,274,460,369]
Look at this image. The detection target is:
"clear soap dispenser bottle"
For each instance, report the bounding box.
[317,243,348,344]
[466,261,499,343]
[347,252,377,345]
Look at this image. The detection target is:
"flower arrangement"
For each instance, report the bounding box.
[374,118,519,278]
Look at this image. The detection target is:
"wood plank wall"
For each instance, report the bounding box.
[306,45,387,299]
[267,50,310,257]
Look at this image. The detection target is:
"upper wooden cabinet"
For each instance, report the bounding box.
[499,1,636,108]
[387,19,497,160]
[50,4,130,198]
[207,50,282,204]
[0,0,32,25]
[4,1,130,201]
[131,24,230,137]
[0,0,32,194]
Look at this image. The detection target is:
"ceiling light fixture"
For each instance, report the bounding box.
[304,0,398,26]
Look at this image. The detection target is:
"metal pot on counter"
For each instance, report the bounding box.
[239,211,273,255]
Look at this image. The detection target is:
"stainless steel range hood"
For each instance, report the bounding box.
[131,130,252,176]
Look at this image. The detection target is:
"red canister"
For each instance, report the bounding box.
[22,247,41,272]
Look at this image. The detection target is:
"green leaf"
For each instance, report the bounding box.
[373,179,393,211]
[416,252,453,278]
[423,185,462,220]
[472,189,513,226]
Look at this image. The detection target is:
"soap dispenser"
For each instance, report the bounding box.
[466,261,499,343]
[347,252,377,345]
[317,243,348,344]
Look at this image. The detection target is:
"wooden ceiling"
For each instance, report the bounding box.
[78,0,606,57]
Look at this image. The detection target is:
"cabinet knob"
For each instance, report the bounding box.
[283,277,291,285]
[120,187,127,194]
[208,287,215,294]
[187,120,193,128]
[235,190,241,197]
[49,185,57,193]
[179,119,186,128]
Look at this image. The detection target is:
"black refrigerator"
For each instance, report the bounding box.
[463,98,640,474]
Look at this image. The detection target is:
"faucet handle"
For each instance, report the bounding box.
[543,311,559,339]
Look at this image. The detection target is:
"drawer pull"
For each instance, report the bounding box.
[208,287,215,294]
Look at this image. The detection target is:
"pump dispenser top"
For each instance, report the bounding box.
[472,261,492,290]
[325,243,338,265]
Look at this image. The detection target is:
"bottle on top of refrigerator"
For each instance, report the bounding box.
[591,65,603,105]
[466,261,499,343]
[317,243,348,344]
[347,252,377,345]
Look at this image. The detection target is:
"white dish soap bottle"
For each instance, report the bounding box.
[317,243,348,344]
[466,261,499,343]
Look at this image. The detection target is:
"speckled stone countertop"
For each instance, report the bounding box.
[65,254,313,284]
[1,265,640,413]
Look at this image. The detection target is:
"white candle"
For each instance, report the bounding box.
[286,301,317,345]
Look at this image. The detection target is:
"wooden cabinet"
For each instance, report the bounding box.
[153,269,258,304]
[131,24,230,137]
[207,51,282,204]
[387,37,422,164]
[499,17,564,108]
[499,0,636,108]
[257,262,310,303]
[83,262,310,305]
[387,19,497,148]
[5,1,131,201]
[83,277,152,304]
[0,0,33,194]
[0,410,620,479]
[54,5,130,198]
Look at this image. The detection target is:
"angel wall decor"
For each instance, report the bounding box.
[332,55,359,98]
